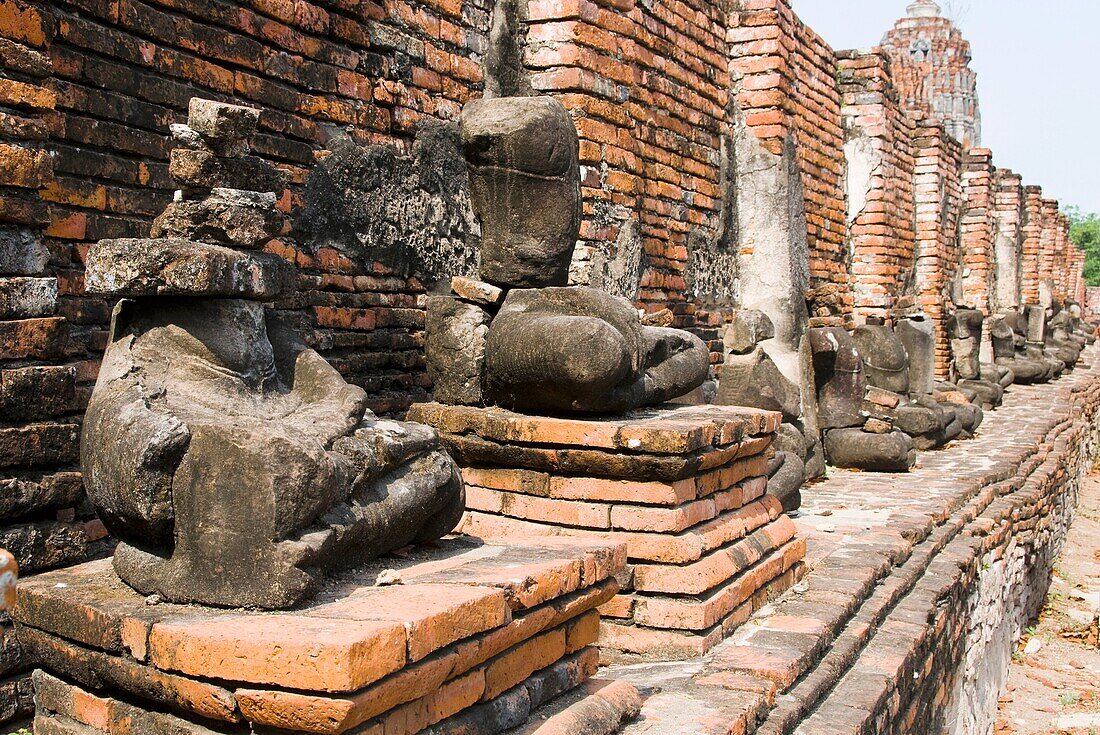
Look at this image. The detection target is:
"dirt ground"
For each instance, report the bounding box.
[996,472,1100,735]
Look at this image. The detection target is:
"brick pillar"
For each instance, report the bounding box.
[991,168,1024,313]
[910,117,963,378]
[1053,212,1071,303]
[1020,186,1043,306]
[1037,198,1060,306]
[837,48,916,324]
[958,148,994,315]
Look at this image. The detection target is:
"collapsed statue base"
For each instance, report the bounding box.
[408,403,807,660]
[17,538,639,735]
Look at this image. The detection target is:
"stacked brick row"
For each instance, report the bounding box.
[526,0,731,339]
[836,49,917,323]
[911,117,963,377]
[17,539,628,735]
[880,0,981,149]
[729,0,849,312]
[1052,212,1072,303]
[409,403,806,661]
[37,0,493,415]
[991,169,1024,312]
[958,148,994,314]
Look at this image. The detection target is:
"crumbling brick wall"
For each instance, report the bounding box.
[0,0,107,723]
[729,0,849,315]
[958,148,994,314]
[1037,198,1061,306]
[910,117,963,378]
[38,0,494,417]
[837,48,917,324]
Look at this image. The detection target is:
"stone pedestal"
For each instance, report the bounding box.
[408,404,807,661]
[16,538,640,735]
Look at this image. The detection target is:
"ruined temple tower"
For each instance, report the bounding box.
[881,0,982,148]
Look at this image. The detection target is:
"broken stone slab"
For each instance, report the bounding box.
[451,275,505,307]
[85,238,294,300]
[723,310,775,355]
[895,316,935,395]
[863,418,892,434]
[169,149,288,193]
[0,276,57,319]
[808,327,867,430]
[717,346,801,422]
[187,98,260,144]
[425,295,490,406]
[170,123,249,158]
[150,189,283,249]
[864,386,901,409]
[824,428,915,472]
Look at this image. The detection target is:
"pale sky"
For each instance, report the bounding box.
[791,0,1100,215]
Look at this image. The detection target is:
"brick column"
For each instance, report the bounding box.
[1037,198,1060,306]
[991,169,1024,313]
[1020,186,1043,306]
[910,117,963,378]
[958,148,994,314]
[837,48,917,324]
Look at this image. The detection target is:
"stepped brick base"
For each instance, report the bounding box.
[408,403,808,660]
[16,538,639,735]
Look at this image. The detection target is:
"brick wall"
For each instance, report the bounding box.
[958,148,994,314]
[837,49,917,324]
[910,117,963,378]
[729,0,849,321]
[1020,186,1043,306]
[991,168,1024,312]
[526,0,734,364]
[0,0,104,723]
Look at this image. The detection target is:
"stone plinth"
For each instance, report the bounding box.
[408,404,808,660]
[16,538,640,735]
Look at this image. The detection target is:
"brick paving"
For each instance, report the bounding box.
[608,347,1100,734]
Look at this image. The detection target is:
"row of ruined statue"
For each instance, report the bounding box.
[74,93,1095,611]
[717,300,1093,513]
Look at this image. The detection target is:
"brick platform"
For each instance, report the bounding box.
[15,538,640,735]
[408,404,807,660]
[604,348,1100,734]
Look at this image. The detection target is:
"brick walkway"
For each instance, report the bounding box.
[606,347,1100,735]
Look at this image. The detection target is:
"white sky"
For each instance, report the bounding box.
[791,0,1100,214]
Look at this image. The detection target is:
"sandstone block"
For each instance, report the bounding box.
[84,238,294,299]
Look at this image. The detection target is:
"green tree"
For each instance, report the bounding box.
[1065,205,1100,287]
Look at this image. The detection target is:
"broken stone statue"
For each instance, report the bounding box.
[716,309,807,511]
[426,95,709,414]
[947,308,1004,410]
[82,99,465,609]
[808,326,915,472]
